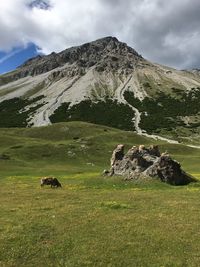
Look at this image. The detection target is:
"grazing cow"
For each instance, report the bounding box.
[40,177,62,188]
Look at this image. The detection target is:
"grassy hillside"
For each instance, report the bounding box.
[1,122,200,266]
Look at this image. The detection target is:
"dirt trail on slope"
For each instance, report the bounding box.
[117,75,200,149]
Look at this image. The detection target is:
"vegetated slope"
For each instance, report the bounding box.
[1,37,200,143]
[0,121,199,178]
[1,122,200,267]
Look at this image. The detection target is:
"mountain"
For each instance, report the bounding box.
[0,36,200,144]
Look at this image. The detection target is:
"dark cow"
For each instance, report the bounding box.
[40,177,62,188]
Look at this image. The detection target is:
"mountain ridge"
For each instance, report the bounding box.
[0,36,200,145]
[1,36,143,84]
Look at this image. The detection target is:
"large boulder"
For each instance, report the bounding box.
[106,144,196,185]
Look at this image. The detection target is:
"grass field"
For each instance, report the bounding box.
[1,122,200,267]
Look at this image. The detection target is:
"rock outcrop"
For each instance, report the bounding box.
[106,144,196,185]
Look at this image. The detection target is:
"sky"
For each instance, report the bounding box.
[0,0,200,74]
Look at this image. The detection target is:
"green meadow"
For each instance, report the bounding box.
[1,122,200,267]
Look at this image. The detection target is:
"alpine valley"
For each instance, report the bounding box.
[2,36,200,267]
[1,36,200,145]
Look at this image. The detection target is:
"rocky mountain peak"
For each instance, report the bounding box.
[22,36,142,70]
[0,37,143,84]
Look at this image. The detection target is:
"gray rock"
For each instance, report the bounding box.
[106,144,196,185]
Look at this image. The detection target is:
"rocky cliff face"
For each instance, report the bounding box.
[105,144,196,185]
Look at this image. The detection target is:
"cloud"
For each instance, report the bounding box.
[0,0,200,69]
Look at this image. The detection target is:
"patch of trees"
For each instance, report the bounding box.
[124,89,200,133]
[0,96,44,127]
[50,98,136,131]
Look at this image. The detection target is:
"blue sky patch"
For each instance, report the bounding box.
[29,0,51,10]
[0,43,40,74]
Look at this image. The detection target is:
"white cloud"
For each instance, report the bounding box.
[0,0,200,69]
